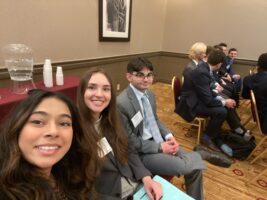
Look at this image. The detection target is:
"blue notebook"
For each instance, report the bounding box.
[133,175,195,200]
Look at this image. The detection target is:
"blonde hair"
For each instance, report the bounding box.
[188,42,207,60]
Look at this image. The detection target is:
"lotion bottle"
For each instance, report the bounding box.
[43,59,53,88]
[56,66,64,86]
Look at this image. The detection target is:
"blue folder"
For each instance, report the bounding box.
[133,175,195,200]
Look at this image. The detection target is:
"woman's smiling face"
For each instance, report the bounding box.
[18,97,73,177]
[84,72,112,119]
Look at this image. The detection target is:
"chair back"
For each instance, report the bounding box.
[250,90,262,133]
[171,76,181,106]
[250,66,257,75]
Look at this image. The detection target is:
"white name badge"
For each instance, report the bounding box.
[97,137,113,158]
[131,111,143,128]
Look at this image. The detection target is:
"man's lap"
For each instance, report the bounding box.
[140,148,206,176]
[195,102,227,118]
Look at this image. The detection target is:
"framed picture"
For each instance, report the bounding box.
[99,0,132,42]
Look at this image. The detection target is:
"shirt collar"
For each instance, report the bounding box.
[129,83,147,101]
[192,59,198,66]
[208,64,213,74]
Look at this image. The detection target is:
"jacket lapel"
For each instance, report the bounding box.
[126,86,144,136]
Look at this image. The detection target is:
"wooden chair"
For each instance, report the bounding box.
[240,68,256,126]
[246,90,267,164]
[244,86,267,186]
[171,75,207,144]
[249,66,258,75]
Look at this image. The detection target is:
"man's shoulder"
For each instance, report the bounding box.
[186,59,196,67]
[146,89,155,97]
[117,88,128,100]
[192,64,208,75]
[117,87,132,107]
[184,60,197,71]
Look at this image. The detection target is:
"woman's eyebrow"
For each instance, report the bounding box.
[61,114,72,119]
[31,111,72,119]
[31,111,48,116]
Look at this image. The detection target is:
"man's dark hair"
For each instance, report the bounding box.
[228,48,237,54]
[258,53,267,71]
[207,49,226,65]
[206,46,215,57]
[218,42,227,47]
[127,57,154,73]
[214,45,223,51]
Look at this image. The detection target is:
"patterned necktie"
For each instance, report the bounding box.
[141,95,164,143]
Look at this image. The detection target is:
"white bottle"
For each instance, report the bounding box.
[56,66,64,86]
[43,59,53,88]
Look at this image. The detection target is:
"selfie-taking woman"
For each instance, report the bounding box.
[0,90,100,200]
[77,68,162,200]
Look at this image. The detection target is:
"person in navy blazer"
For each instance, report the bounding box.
[176,50,238,151]
[183,42,207,81]
[242,53,267,134]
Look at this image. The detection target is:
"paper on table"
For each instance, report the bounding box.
[133,175,195,200]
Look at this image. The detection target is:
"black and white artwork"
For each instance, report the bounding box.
[99,0,132,41]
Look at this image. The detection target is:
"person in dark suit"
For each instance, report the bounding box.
[176,50,243,156]
[201,47,251,140]
[117,57,231,200]
[77,68,162,200]
[219,48,242,94]
[242,53,267,134]
[183,42,207,80]
[212,45,240,105]
[183,45,249,141]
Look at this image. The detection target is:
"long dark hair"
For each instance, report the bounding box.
[77,68,128,165]
[0,90,100,200]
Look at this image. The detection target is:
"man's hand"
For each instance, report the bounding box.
[161,137,179,155]
[215,84,224,92]
[221,79,226,85]
[142,176,163,200]
[232,74,240,80]
[225,99,236,108]
[222,74,232,82]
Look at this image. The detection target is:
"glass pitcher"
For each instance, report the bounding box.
[2,44,35,94]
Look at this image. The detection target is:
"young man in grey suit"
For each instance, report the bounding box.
[117,57,231,200]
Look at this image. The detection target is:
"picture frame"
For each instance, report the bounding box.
[99,0,132,42]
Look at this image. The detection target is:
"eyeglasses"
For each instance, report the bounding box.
[131,72,154,79]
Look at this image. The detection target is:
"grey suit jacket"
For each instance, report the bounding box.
[117,85,170,154]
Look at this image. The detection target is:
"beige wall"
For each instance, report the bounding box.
[163,0,267,60]
[0,0,166,67]
[0,0,264,87]
[1,0,267,66]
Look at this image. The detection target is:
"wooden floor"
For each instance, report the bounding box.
[150,82,267,200]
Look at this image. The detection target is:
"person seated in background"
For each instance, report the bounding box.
[226,48,240,81]
[176,49,250,157]
[200,47,251,141]
[242,53,267,134]
[218,42,228,55]
[183,42,207,80]
[117,57,231,200]
[215,43,232,82]
[77,68,163,200]
[0,90,100,200]
[221,48,242,93]
[213,44,240,106]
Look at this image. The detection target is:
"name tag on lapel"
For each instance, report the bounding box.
[131,111,143,128]
[97,137,113,158]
